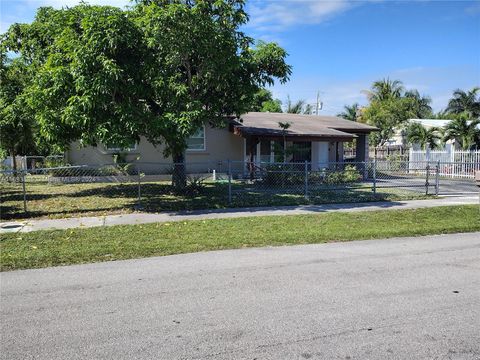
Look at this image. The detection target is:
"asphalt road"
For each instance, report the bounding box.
[375,178,478,195]
[2,233,480,360]
[437,179,478,195]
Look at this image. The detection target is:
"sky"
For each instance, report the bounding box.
[1,0,479,115]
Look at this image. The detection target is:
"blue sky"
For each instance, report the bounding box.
[1,0,479,115]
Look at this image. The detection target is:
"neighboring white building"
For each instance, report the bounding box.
[388,119,455,151]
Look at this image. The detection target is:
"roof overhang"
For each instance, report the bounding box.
[229,112,378,142]
[232,125,356,142]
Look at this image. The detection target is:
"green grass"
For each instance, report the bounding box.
[1,180,431,220]
[1,205,479,271]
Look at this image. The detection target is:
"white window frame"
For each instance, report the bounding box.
[186,125,206,152]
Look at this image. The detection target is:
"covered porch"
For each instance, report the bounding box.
[230,112,375,169]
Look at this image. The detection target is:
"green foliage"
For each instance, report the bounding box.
[405,122,442,150]
[0,58,36,162]
[360,79,434,146]
[445,87,480,118]
[261,99,282,113]
[363,78,404,102]
[43,157,66,168]
[250,88,282,112]
[404,90,433,118]
[262,163,303,186]
[17,5,150,149]
[323,165,361,185]
[362,97,416,146]
[261,164,361,186]
[132,3,291,159]
[337,103,360,121]
[185,175,207,196]
[2,1,292,179]
[442,113,480,150]
[285,96,311,114]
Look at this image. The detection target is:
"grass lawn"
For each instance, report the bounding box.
[1,205,479,271]
[1,180,432,220]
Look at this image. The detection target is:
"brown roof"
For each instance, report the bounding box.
[231,112,377,141]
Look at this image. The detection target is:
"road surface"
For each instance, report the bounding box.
[1,232,480,359]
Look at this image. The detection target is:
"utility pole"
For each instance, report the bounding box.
[315,91,323,115]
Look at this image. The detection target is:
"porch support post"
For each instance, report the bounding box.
[248,136,259,181]
[355,134,369,162]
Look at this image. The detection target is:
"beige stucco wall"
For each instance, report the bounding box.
[66,125,244,172]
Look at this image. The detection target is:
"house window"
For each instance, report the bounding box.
[187,126,206,151]
[106,142,137,152]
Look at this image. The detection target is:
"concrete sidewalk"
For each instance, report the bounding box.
[1,195,478,233]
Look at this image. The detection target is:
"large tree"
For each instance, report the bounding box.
[2,5,151,151]
[445,87,480,118]
[361,79,433,146]
[133,1,291,186]
[3,1,291,188]
[361,97,418,147]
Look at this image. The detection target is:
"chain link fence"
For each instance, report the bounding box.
[0,160,457,220]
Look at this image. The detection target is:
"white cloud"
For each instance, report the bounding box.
[465,0,480,15]
[247,0,354,34]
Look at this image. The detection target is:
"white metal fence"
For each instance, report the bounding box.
[409,149,480,178]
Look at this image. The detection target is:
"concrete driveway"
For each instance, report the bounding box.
[1,233,480,359]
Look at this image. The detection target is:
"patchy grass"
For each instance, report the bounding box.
[1,180,431,220]
[1,205,479,271]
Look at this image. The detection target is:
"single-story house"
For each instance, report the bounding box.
[66,112,377,172]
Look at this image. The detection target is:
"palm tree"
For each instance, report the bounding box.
[445,87,480,118]
[443,114,480,150]
[278,121,291,163]
[337,103,360,121]
[404,89,433,118]
[363,78,404,102]
[406,122,442,150]
[285,96,312,114]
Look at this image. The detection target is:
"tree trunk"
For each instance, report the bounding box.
[172,151,187,190]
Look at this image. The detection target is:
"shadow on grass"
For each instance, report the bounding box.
[1,205,131,221]
[0,181,429,221]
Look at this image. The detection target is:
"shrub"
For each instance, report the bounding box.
[324,165,361,185]
[184,175,207,196]
[262,164,304,186]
